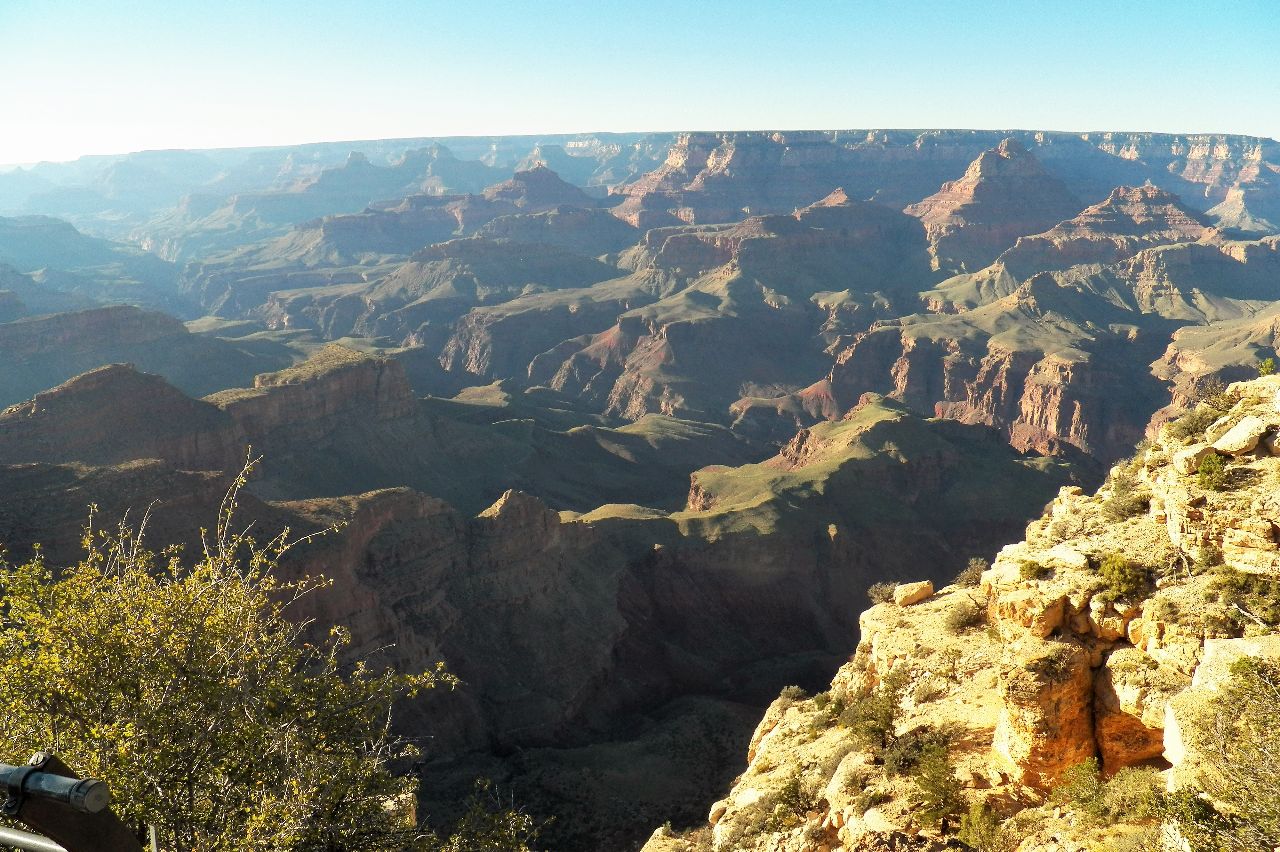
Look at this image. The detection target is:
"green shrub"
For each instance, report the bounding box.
[1209,567,1280,625]
[883,726,951,777]
[1168,407,1219,441]
[867,581,895,604]
[1198,453,1228,491]
[779,684,808,703]
[838,669,907,752]
[909,739,964,829]
[850,787,889,816]
[957,800,1017,852]
[1102,766,1163,821]
[1260,357,1276,377]
[1098,553,1150,600]
[1161,658,1280,849]
[1050,758,1106,823]
[1193,542,1224,574]
[953,557,988,587]
[1051,759,1163,828]
[1019,560,1052,581]
[1192,377,1240,412]
[763,771,817,832]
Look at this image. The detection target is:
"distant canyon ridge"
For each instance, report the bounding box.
[1,128,1278,849]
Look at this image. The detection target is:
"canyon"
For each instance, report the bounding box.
[2,127,1279,849]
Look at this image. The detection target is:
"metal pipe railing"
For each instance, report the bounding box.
[1,753,140,852]
[0,824,69,852]
[0,763,110,814]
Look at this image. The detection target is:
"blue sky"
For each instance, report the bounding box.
[1,0,1277,165]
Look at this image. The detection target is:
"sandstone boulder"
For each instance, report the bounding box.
[1203,414,1237,445]
[1222,517,1280,575]
[1211,415,1271,455]
[1172,443,1216,475]
[1043,544,1089,571]
[893,580,934,606]
[992,587,1066,639]
[992,640,1096,788]
[1192,634,1280,689]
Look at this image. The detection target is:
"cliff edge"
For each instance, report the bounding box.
[647,374,1280,851]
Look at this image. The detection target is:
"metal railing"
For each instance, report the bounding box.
[0,753,140,852]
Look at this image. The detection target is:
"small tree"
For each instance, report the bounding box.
[0,465,453,851]
[909,739,963,830]
[1259,357,1275,377]
[839,670,907,751]
[1169,657,1280,850]
[1198,453,1228,491]
[957,800,1016,852]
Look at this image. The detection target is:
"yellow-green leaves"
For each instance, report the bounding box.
[0,470,452,851]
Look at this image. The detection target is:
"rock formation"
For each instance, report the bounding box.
[904,139,1081,272]
[648,374,1280,851]
[0,362,1071,850]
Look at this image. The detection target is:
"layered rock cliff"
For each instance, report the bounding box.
[903,139,1081,273]
[0,304,283,407]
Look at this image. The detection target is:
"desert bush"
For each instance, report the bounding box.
[1050,759,1162,827]
[851,787,889,815]
[763,771,817,833]
[439,781,543,852]
[1191,376,1240,412]
[838,669,907,751]
[953,557,988,587]
[868,581,896,604]
[1260,357,1276,377]
[779,684,808,702]
[1101,766,1163,821]
[1050,758,1107,822]
[1019,559,1052,581]
[1208,567,1280,625]
[1193,542,1224,574]
[911,677,947,704]
[1104,471,1151,521]
[1168,407,1219,441]
[883,726,951,777]
[1098,552,1151,600]
[1167,380,1237,441]
[673,826,714,852]
[1198,452,1229,491]
[945,597,986,633]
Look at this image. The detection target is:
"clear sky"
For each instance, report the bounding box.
[1,0,1277,166]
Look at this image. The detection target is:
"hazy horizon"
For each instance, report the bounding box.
[4,122,1280,172]
[2,0,1277,167]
